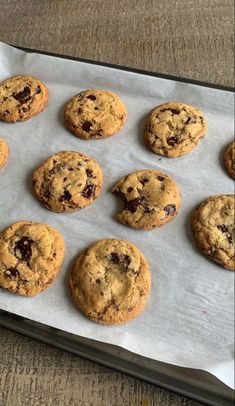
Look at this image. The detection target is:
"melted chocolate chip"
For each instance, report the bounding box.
[125,198,141,213]
[81,184,96,199]
[144,206,155,214]
[140,178,149,185]
[60,190,72,201]
[82,121,92,132]
[164,204,176,215]
[14,237,33,262]
[121,255,131,272]
[167,136,180,147]
[170,109,180,115]
[157,176,165,181]
[87,95,96,100]
[110,252,120,264]
[6,267,19,279]
[217,224,228,233]
[86,168,94,177]
[35,86,41,94]
[127,187,133,193]
[13,86,31,102]
[44,190,51,199]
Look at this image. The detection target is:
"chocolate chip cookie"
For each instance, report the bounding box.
[223,140,235,180]
[33,151,103,212]
[144,101,208,157]
[0,221,65,296]
[0,75,48,122]
[0,138,9,168]
[191,195,235,271]
[69,239,151,324]
[64,89,127,139]
[112,169,181,230]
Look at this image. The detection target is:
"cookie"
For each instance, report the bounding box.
[0,138,9,168]
[0,221,65,296]
[112,169,181,230]
[33,150,103,212]
[0,75,48,122]
[64,89,127,139]
[223,140,235,180]
[191,195,235,271]
[144,101,208,157]
[69,239,151,324]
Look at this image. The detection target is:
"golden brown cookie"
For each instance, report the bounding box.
[0,75,48,122]
[0,221,65,296]
[69,239,151,324]
[0,138,9,168]
[112,169,181,230]
[223,140,235,180]
[144,101,208,157]
[191,195,235,271]
[33,150,103,212]
[64,89,127,139]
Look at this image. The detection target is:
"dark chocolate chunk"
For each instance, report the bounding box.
[167,136,180,146]
[87,95,96,100]
[35,86,41,94]
[140,178,149,185]
[217,224,228,233]
[14,237,33,262]
[82,121,92,132]
[6,267,19,279]
[125,198,141,213]
[127,187,133,193]
[164,204,176,215]
[86,168,94,177]
[110,252,120,264]
[61,190,72,201]
[81,184,96,199]
[13,86,31,102]
[170,109,180,115]
[157,176,165,181]
[144,206,155,214]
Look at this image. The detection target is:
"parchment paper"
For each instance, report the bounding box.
[0,42,234,389]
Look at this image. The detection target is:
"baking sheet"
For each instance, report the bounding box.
[0,42,234,389]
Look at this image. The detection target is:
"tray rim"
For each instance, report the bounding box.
[0,43,234,406]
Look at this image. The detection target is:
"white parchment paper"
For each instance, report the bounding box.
[0,42,234,388]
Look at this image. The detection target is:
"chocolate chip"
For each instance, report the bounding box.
[63,177,68,181]
[4,110,10,114]
[86,168,94,177]
[120,255,131,272]
[96,279,101,284]
[82,121,92,132]
[59,190,72,201]
[13,86,31,102]
[167,136,180,146]
[227,235,233,244]
[68,167,74,172]
[140,178,149,185]
[125,198,141,213]
[87,95,96,100]
[217,224,228,233]
[35,86,41,94]
[6,267,19,279]
[81,184,96,199]
[157,176,165,181]
[170,109,180,115]
[110,252,120,264]
[94,107,99,110]
[164,204,176,215]
[77,108,83,114]
[44,190,51,199]
[127,187,133,193]
[144,206,155,214]
[14,237,33,263]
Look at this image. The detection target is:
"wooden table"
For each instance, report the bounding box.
[0,1,233,405]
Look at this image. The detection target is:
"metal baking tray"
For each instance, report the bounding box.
[0,45,234,406]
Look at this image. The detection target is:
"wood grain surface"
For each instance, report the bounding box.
[0,1,234,405]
